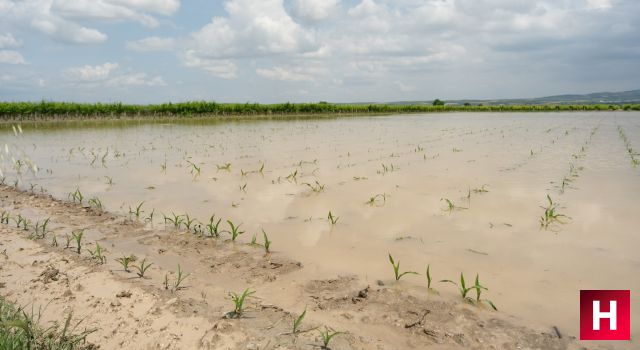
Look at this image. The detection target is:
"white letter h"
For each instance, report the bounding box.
[593,300,617,331]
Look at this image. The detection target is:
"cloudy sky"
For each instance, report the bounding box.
[0,0,638,103]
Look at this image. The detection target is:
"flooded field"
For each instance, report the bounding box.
[1,112,639,348]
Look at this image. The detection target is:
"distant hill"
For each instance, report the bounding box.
[382,89,640,106]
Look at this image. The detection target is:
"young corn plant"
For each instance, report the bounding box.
[88,197,103,211]
[172,264,190,292]
[388,254,418,281]
[206,215,222,238]
[441,198,467,213]
[426,264,434,291]
[318,327,342,349]
[303,180,325,193]
[539,194,568,230]
[115,255,136,272]
[133,258,153,278]
[327,211,339,225]
[262,229,271,254]
[227,288,255,318]
[216,163,231,171]
[68,188,84,204]
[182,214,197,231]
[87,242,106,264]
[32,218,50,239]
[226,220,245,241]
[473,274,497,310]
[365,193,387,206]
[129,201,145,220]
[292,307,307,334]
[0,211,10,224]
[164,212,184,229]
[71,229,84,254]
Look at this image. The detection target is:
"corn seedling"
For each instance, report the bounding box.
[88,197,103,211]
[216,163,231,171]
[473,274,497,310]
[303,180,325,193]
[286,169,298,181]
[262,229,271,253]
[172,264,190,292]
[206,215,222,238]
[133,258,153,278]
[426,264,433,290]
[68,188,84,204]
[227,288,255,318]
[87,242,106,264]
[164,212,184,229]
[226,220,245,241]
[250,233,258,246]
[104,176,114,185]
[291,306,307,334]
[540,194,568,230]
[32,218,50,239]
[239,183,247,192]
[186,160,201,176]
[441,198,467,213]
[365,193,387,206]
[182,214,197,230]
[388,254,418,281]
[327,211,339,225]
[115,255,135,272]
[129,201,145,220]
[0,211,10,224]
[69,229,84,254]
[318,327,342,349]
[51,234,58,247]
[64,233,71,249]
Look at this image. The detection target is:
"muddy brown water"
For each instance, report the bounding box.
[2,112,639,346]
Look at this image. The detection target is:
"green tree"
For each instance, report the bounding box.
[432,99,445,106]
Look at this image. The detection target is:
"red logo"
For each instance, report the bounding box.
[580,290,630,340]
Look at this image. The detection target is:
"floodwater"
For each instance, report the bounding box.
[2,112,639,344]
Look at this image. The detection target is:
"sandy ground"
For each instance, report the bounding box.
[0,184,611,349]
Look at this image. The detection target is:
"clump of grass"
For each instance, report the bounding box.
[133,258,153,278]
[539,194,569,230]
[71,229,84,254]
[0,298,96,349]
[388,253,418,281]
[327,211,339,225]
[226,288,255,318]
[318,327,342,349]
[87,242,106,264]
[226,220,245,241]
[115,255,136,272]
[292,307,307,334]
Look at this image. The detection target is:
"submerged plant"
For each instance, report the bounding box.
[88,197,103,211]
[227,288,255,318]
[129,201,145,220]
[262,229,271,253]
[68,188,84,204]
[441,198,467,213]
[388,253,418,281]
[303,180,325,193]
[226,220,245,241]
[206,215,222,238]
[539,194,569,230]
[172,264,190,292]
[327,211,339,225]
